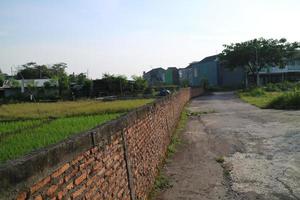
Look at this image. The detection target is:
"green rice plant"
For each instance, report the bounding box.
[0,99,153,121]
[0,113,120,162]
[0,119,44,137]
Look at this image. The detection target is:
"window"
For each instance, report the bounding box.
[194,68,198,77]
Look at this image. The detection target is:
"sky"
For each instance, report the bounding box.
[0,0,299,78]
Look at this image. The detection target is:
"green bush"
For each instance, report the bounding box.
[264,83,280,92]
[263,81,300,92]
[276,81,295,91]
[247,87,266,97]
[267,90,300,109]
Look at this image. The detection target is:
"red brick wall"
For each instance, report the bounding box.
[124,89,193,199]
[4,88,203,200]
[16,132,131,200]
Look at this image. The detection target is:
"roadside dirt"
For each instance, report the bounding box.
[156,92,300,200]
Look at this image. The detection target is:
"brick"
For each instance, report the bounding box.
[117,188,124,198]
[97,168,105,177]
[30,176,51,194]
[92,192,102,199]
[105,169,113,177]
[16,192,27,200]
[52,163,70,178]
[84,185,98,199]
[71,186,86,199]
[84,150,90,157]
[113,161,121,169]
[91,146,98,153]
[46,184,58,197]
[71,155,84,165]
[86,175,99,186]
[34,195,43,200]
[113,154,120,161]
[74,172,87,185]
[92,162,103,171]
[66,182,73,190]
[57,191,64,200]
[64,168,78,182]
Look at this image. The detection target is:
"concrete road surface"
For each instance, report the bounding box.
[156,92,300,200]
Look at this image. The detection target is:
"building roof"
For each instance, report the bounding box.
[2,79,57,89]
[144,67,165,75]
[186,54,219,69]
[149,67,165,72]
[199,55,218,63]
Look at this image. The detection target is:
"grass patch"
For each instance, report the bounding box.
[238,81,300,109]
[153,171,172,191]
[0,99,153,121]
[148,170,172,200]
[223,168,231,177]
[215,156,225,164]
[238,91,281,108]
[149,109,188,199]
[0,113,120,163]
[167,109,188,157]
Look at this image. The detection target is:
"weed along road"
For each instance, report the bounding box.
[156,92,300,200]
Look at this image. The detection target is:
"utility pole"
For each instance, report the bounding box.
[255,47,260,86]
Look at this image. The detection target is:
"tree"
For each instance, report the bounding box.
[17,62,37,79]
[132,75,148,93]
[51,63,67,77]
[0,69,4,87]
[16,62,68,80]
[115,75,128,96]
[219,38,300,86]
[10,78,20,88]
[101,73,129,95]
[69,73,92,97]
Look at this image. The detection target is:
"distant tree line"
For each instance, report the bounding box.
[92,73,149,97]
[0,62,150,101]
[0,69,4,87]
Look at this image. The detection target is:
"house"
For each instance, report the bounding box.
[165,67,179,85]
[179,66,193,86]
[143,68,166,86]
[249,54,300,84]
[187,55,245,88]
[0,78,58,99]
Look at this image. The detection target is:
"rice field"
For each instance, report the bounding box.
[0,99,153,121]
[0,99,153,162]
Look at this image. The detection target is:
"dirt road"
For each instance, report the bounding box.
[156,92,300,200]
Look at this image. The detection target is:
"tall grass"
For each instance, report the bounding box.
[238,91,280,108]
[0,99,153,121]
[268,90,300,109]
[239,82,300,109]
[0,113,120,162]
